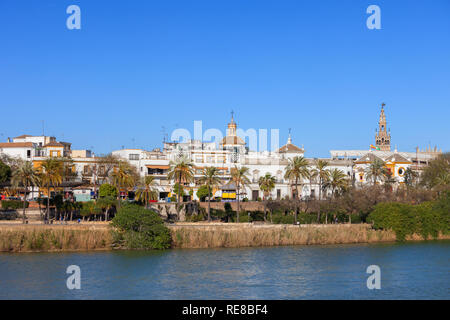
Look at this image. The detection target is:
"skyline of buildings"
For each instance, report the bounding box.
[0,105,444,202]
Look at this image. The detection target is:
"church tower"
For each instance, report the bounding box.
[375,103,391,151]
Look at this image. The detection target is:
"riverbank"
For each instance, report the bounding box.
[1,222,449,252]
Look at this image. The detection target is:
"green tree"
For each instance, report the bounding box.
[311,159,330,223]
[421,153,450,193]
[258,173,276,221]
[39,158,63,221]
[198,167,221,222]
[111,204,171,249]
[0,160,12,184]
[11,161,40,223]
[167,156,194,203]
[196,185,211,201]
[324,168,348,198]
[135,175,157,209]
[110,160,138,208]
[96,197,116,221]
[365,159,389,186]
[230,166,250,222]
[99,183,118,198]
[284,156,309,200]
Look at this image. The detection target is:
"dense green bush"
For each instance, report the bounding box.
[272,214,295,224]
[368,192,450,241]
[196,185,211,202]
[111,204,171,249]
[1,200,28,211]
[99,184,118,198]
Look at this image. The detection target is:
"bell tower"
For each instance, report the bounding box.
[375,103,391,151]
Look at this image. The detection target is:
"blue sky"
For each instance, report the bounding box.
[1,0,449,157]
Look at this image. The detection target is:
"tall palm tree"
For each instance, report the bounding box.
[135,175,157,209]
[324,168,348,198]
[167,156,194,203]
[110,160,137,208]
[11,161,40,223]
[198,167,222,222]
[39,158,63,222]
[230,166,250,222]
[311,159,329,223]
[284,156,309,200]
[258,173,276,221]
[365,159,389,186]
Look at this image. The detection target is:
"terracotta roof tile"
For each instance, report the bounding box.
[0,142,33,148]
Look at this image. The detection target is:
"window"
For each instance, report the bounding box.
[129,154,139,160]
[27,150,31,158]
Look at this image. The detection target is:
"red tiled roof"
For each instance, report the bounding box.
[13,134,33,139]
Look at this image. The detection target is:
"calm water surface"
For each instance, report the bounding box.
[0,241,449,299]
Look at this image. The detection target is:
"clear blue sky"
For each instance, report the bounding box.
[1,0,449,157]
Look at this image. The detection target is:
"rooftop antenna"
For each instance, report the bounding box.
[132,138,135,149]
[42,120,45,136]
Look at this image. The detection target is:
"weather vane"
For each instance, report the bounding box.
[381,102,386,107]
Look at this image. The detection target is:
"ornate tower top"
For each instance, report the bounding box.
[375,103,391,151]
[227,111,237,136]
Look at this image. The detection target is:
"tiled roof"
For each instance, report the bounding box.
[13,134,33,139]
[355,152,383,163]
[0,142,33,148]
[278,143,304,153]
[221,136,245,145]
[44,142,64,147]
[384,153,411,163]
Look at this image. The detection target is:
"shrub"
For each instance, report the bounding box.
[196,185,211,202]
[99,184,118,198]
[272,214,295,224]
[367,194,449,241]
[111,204,171,249]
[1,200,28,211]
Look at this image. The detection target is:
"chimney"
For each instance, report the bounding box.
[7,137,11,143]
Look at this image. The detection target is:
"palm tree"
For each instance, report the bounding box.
[258,173,276,222]
[135,175,157,209]
[11,161,40,223]
[230,166,250,222]
[324,168,348,198]
[284,156,309,200]
[198,167,222,222]
[111,160,137,208]
[39,158,63,222]
[311,159,329,223]
[167,156,194,203]
[365,159,389,185]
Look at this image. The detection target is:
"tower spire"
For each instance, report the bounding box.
[375,103,391,151]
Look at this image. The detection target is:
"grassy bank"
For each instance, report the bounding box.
[170,223,450,248]
[170,224,396,248]
[0,225,112,252]
[1,223,449,252]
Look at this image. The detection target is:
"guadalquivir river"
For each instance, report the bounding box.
[0,241,449,299]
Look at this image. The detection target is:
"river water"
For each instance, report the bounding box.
[0,241,449,299]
